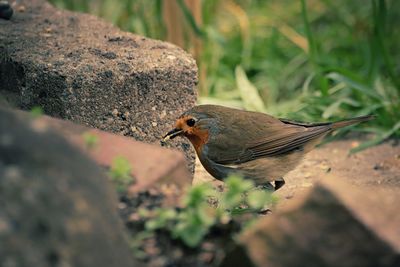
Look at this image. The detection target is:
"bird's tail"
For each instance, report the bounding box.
[331,115,375,129]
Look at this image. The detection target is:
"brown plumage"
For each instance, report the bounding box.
[163,105,374,190]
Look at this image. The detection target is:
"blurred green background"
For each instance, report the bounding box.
[49,0,400,147]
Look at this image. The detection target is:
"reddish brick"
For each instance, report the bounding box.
[30,113,192,194]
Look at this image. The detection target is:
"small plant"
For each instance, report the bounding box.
[139,175,278,248]
[109,156,134,193]
[170,183,216,247]
[30,106,43,118]
[82,132,99,149]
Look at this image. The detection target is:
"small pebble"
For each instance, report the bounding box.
[111,109,119,117]
[0,218,10,233]
[285,193,294,200]
[117,202,127,209]
[199,252,214,264]
[148,187,160,196]
[201,242,215,251]
[167,55,176,61]
[172,248,183,259]
[143,238,160,256]
[148,257,167,267]
[351,141,359,148]
[301,181,313,188]
[17,5,25,12]
[160,110,167,119]
[373,163,384,170]
[128,212,140,222]
[258,208,272,216]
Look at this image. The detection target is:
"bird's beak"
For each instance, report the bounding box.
[162,128,184,142]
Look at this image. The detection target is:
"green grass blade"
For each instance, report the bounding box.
[326,72,381,100]
[322,99,343,119]
[176,0,205,37]
[350,120,400,153]
[155,0,166,39]
[372,0,400,90]
[235,66,266,112]
[300,0,318,62]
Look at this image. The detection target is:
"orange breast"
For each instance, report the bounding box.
[186,128,209,155]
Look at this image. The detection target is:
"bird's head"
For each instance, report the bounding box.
[162,106,219,152]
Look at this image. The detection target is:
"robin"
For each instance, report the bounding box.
[162,105,373,191]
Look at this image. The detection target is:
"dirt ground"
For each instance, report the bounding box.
[193,137,400,206]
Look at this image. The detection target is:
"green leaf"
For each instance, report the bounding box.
[197,96,244,109]
[183,183,215,208]
[110,156,132,179]
[82,132,99,149]
[109,156,134,192]
[302,72,317,95]
[30,106,44,118]
[173,221,207,247]
[145,208,177,231]
[172,209,213,247]
[145,219,161,231]
[176,0,205,37]
[246,190,273,209]
[301,0,318,62]
[322,99,343,119]
[221,175,254,209]
[326,72,380,100]
[341,98,361,107]
[235,65,266,113]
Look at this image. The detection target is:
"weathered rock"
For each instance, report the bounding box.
[0,0,197,172]
[0,107,141,267]
[222,177,400,267]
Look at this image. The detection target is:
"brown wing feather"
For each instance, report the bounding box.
[214,124,332,165]
[245,126,330,157]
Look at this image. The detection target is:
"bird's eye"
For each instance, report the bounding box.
[186,118,196,127]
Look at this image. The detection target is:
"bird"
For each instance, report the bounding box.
[162,105,374,191]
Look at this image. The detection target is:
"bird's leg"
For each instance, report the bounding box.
[274,179,285,191]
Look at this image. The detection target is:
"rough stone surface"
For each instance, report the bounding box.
[36,110,192,194]
[0,0,197,172]
[0,107,141,267]
[222,177,400,267]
